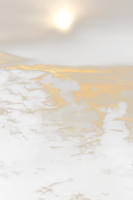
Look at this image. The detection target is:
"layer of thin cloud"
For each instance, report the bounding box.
[0,0,133,66]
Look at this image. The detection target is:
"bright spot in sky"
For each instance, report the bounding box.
[56,11,72,30]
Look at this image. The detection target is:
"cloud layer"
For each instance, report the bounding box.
[1,0,133,66]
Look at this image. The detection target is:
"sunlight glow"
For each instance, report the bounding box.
[56,11,72,30]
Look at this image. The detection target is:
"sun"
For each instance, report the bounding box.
[56,11,72,30]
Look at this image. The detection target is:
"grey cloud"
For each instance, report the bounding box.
[90,87,97,91]
[54,78,81,92]
[41,74,81,93]
[120,90,133,98]
[41,73,59,83]
[99,107,107,113]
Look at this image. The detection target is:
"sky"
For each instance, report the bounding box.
[1,1,133,198]
[0,0,133,66]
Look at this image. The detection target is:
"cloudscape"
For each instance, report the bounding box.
[0,1,133,200]
[0,0,133,65]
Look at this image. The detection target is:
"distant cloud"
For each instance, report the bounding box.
[101,192,109,197]
[69,192,91,200]
[32,178,74,197]
[120,90,133,98]
[0,53,30,66]
[14,70,44,81]
[49,145,64,151]
[41,74,81,92]
[91,88,97,91]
